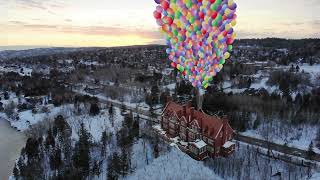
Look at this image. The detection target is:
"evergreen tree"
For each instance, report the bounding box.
[101,130,108,157]
[45,128,55,149]
[13,164,19,179]
[72,123,92,178]
[50,147,62,172]
[109,103,115,127]
[307,141,315,159]
[107,152,120,180]
[120,148,129,177]
[90,103,100,116]
[132,118,140,139]
[316,128,320,149]
[151,84,160,105]
[91,160,101,178]
[279,78,290,97]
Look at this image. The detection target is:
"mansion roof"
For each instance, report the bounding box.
[162,101,234,139]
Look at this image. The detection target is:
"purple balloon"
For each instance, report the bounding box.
[154,0,161,4]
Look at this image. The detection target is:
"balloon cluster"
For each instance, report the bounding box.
[154,0,237,90]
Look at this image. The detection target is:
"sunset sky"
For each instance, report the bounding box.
[0,0,319,48]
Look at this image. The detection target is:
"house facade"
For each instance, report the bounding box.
[161,101,236,160]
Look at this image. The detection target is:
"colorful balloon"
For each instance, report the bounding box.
[154,0,237,90]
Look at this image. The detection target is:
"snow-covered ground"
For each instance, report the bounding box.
[127,148,222,180]
[67,107,124,142]
[0,66,32,76]
[205,142,316,180]
[242,121,320,153]
[299,63,320,85]
[0,104,71,131]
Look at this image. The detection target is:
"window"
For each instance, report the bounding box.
[190,146,198,155]
[180,126,185,133]
[190,132,195,139]
[169,122,175,129]
[207,146,213,152]
[200,146,206,154]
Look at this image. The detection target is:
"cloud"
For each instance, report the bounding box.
[16,0,47,10]
[14,0,66,14]
[5,21,162,40]
[60,26,162,40]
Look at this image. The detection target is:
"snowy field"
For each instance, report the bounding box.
[127,148,222,180]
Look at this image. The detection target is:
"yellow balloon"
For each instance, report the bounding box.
[225,9,230,15]
[224,52,230,59]
[225,24,231,30]
[231,20,237,26]
[187,13,191,20]
[232,32,237,39]
[228,0,234,7]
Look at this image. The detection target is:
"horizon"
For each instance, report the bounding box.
[1,38,319,51]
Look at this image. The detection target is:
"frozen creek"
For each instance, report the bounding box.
[0,118,25,180]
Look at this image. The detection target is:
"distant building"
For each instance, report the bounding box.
[160,101,235,160]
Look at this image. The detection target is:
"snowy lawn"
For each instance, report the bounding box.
[127,148,222,180]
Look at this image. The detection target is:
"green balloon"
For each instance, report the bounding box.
[211,4,218,11]
[228,45,233,51]
[212,20,218,27]
[190,16,195,24]
[175,11,181,19]
[186,1,192,8]
[173,29,178,36]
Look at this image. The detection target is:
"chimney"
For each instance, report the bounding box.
[221,115,229,125]
[187,101,192,108]
[183,105,187,117]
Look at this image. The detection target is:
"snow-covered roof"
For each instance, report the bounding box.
[179,141,188,146]
[193,140,207,149]
[223,141,235,149]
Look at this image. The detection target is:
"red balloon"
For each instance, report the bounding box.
[211,11,218,19]
[209,0,216,3]
[199,11,205,19]
[202,29,207,35]
[223,31,228,37]
[166,17,173,25]
[153,11,162,19]
[227,38,234,45]
[161,1,169,10]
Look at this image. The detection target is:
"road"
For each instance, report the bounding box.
[79,92,320,163]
